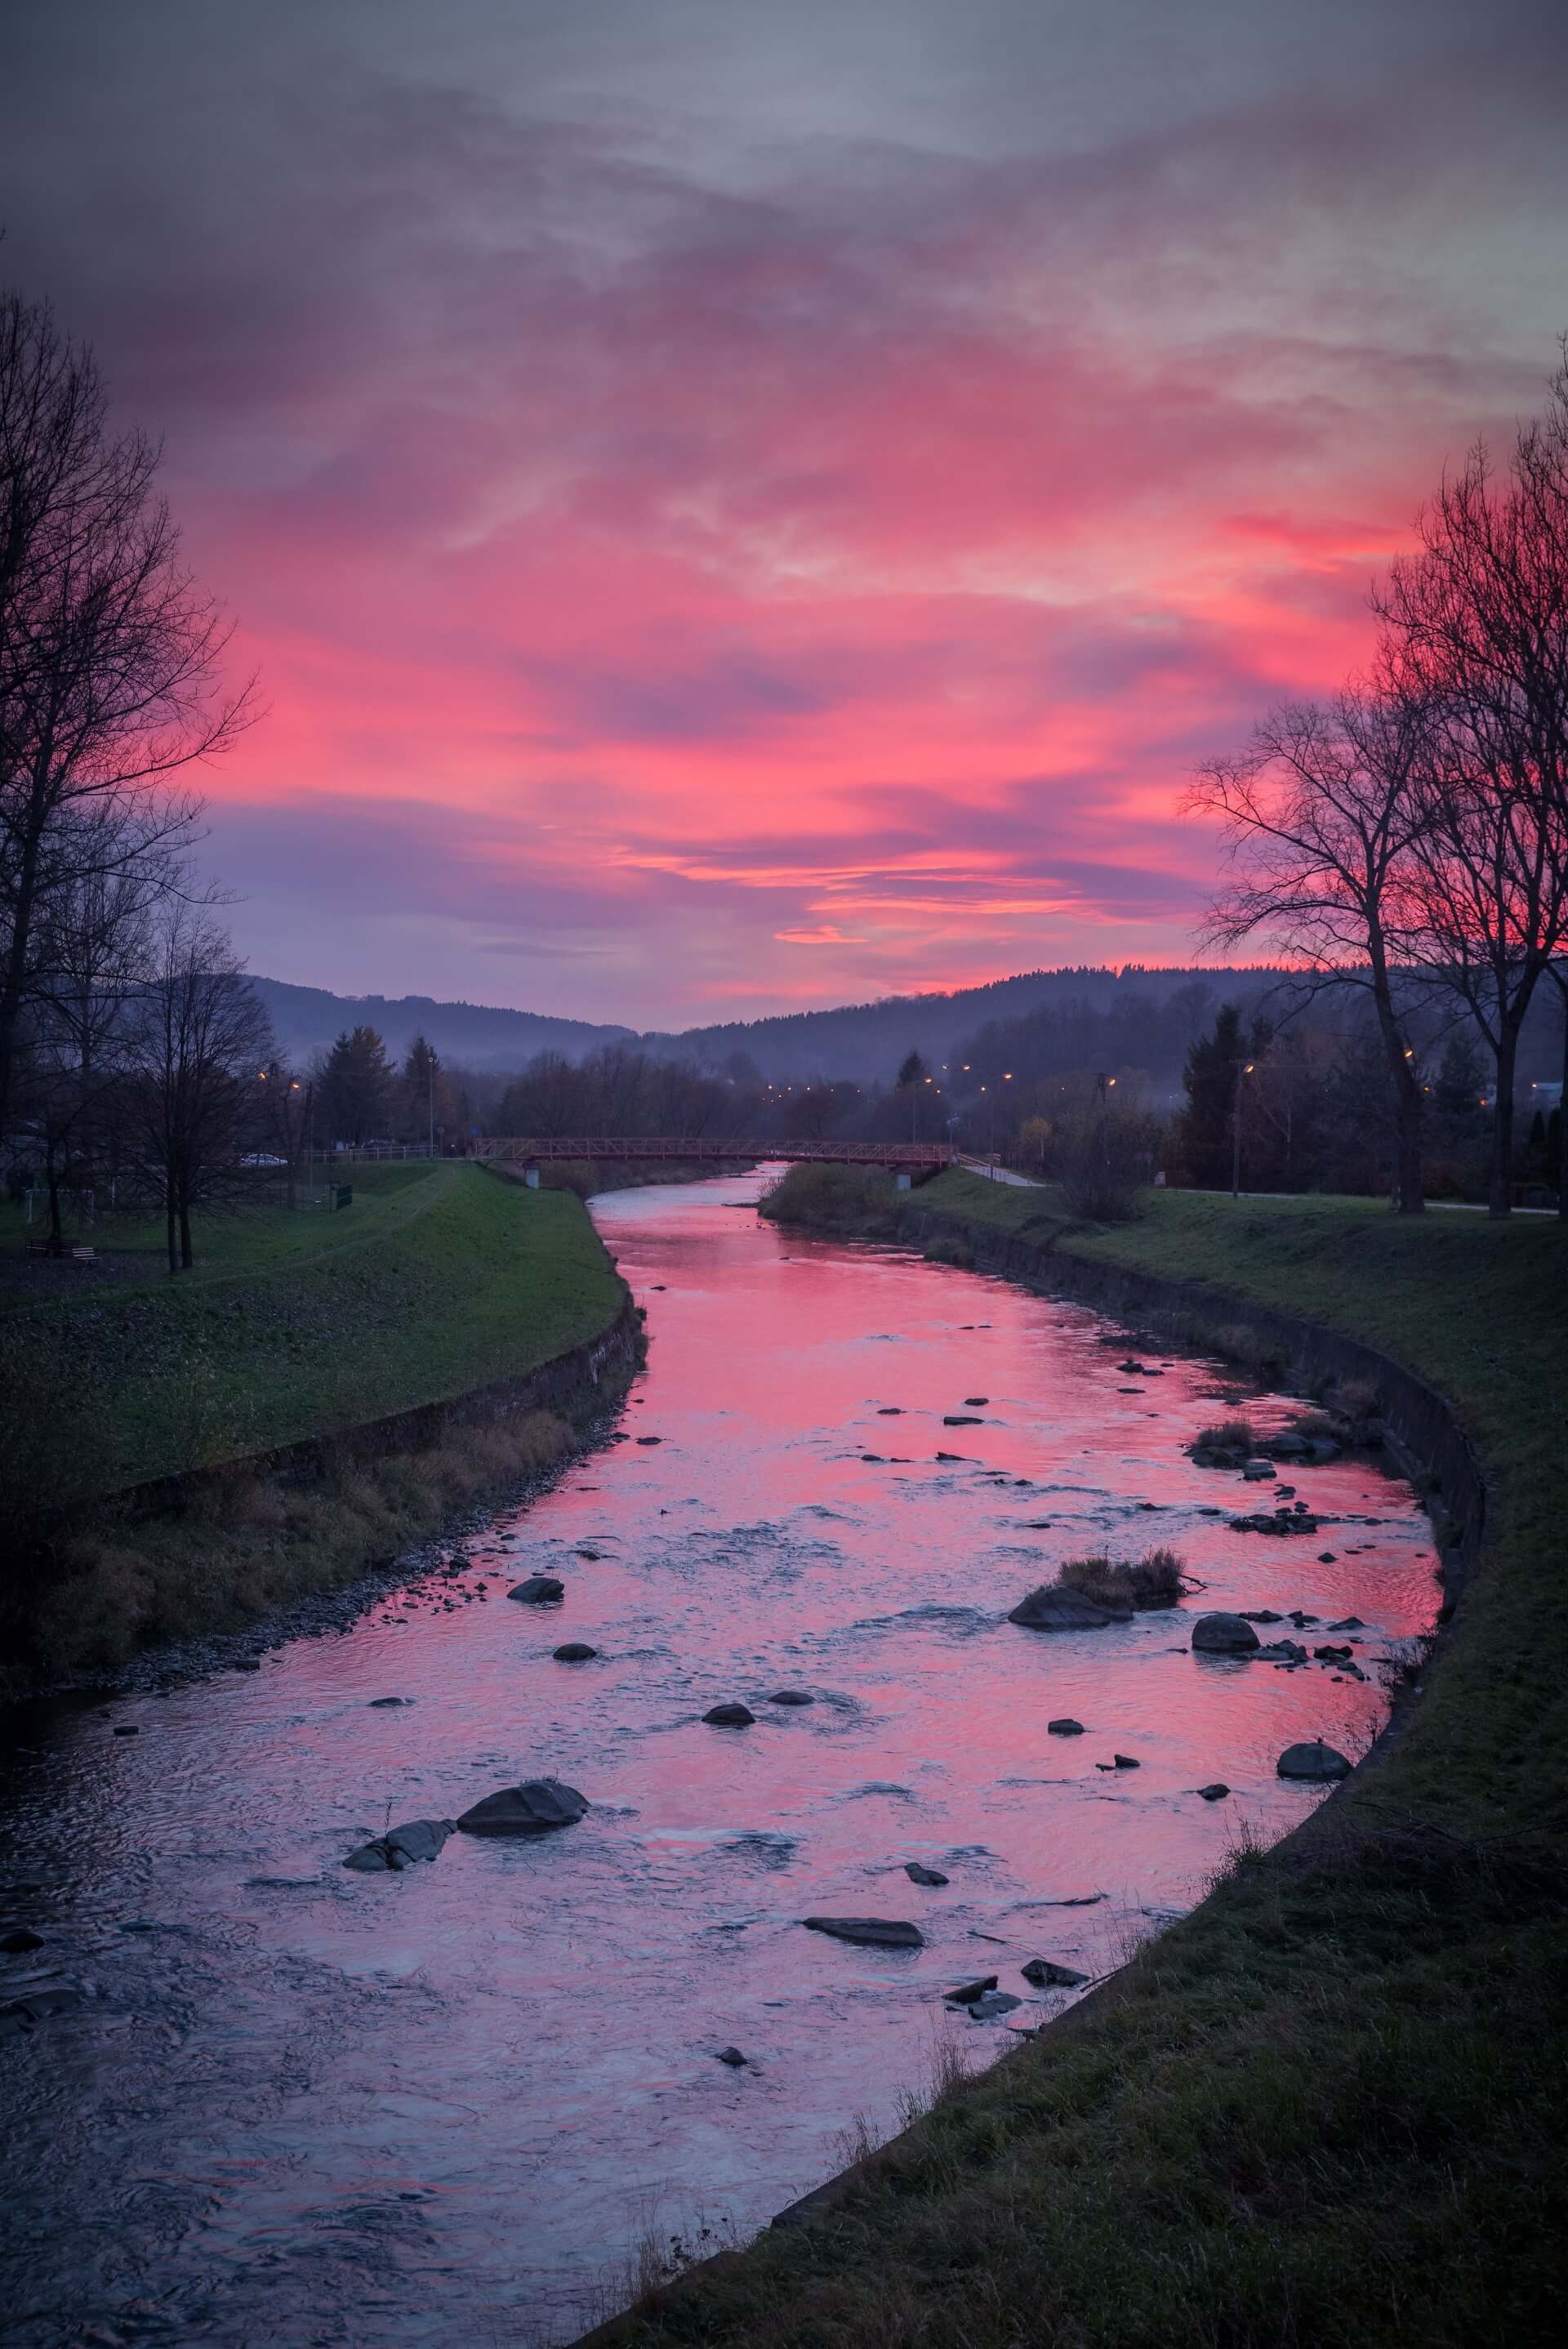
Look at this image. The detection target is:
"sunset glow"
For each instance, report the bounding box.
[6,0,1562,1023]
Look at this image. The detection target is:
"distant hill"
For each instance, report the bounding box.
[642,966,1284,1081]
[248,965,1289,1083]
[248,978,634,1072]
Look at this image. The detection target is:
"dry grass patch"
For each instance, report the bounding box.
[1058,1545,1186,1610]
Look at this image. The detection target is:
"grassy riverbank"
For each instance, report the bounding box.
[604,1176,1568,2348]
[2,1166,632,1679]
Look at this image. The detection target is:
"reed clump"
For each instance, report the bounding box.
[1057,1544,1186,1611]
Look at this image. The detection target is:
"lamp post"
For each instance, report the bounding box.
[1231,1060,1254,1198]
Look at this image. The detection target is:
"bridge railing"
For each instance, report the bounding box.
[474,1135,959,1167]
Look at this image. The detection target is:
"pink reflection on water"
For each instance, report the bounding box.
[0,1174,1439,2345]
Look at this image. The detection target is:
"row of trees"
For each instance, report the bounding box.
[0,289,281,1269]
[1191,351,1568,1218]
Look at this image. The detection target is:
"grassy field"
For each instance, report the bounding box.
[0,1157,438,1287]
[4,1161,626,1489]
[602,1175,1568,2349]
[2,1166,633,1678]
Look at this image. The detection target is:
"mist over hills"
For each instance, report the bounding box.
[250,978,635,1074]
[251,965,1289,1085]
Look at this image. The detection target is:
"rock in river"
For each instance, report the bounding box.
[0,1928,45,1953]
[1048,1717,1085,1736]
[904,1861,949,1886]
[704,1703,755,1727]
[946,1974,999,2004]
[966,1990,1022,2020]
[768,1690,815,1706]
[1192,1611,1262,1654]
[804,1917,924,1949]
[1276,1740,1352,1782]
[1009,1585,1126,1631]
[715,2046,748,2067]
[553,1643,598,1662]
[1021,1958,1089,1987]
[1198,1783,1231,1801]
[508,1575,565,1605]
[344,1816,455,1872]
[457,1779,590,1835]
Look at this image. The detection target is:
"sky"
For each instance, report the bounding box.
[4,1,1566,1028]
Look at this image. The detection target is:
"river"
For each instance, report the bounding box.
[0,1171,1441,2346]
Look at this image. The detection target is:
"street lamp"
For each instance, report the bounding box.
[1231,1061,1255,1198]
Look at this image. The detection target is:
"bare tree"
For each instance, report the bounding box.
[1188,691,1432,1211]
[14,821,168,1248]
[1375,356,1568,1216]
[0,291,253,1134]
[127,906,271,1273]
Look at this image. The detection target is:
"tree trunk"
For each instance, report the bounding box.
[1368,951,1425,1214]
[166,1192,178,1277]
[1394,1086,1426,1216]
[0,816,43,1139]
[1561,983,1568,1223]
[45,1141,64,1254]
[179,1199,194,1270]
[1489,1028,1519,1219]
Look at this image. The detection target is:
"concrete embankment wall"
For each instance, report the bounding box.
[122,1293,645,1525]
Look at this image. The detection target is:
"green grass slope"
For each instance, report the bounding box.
[2,1166,632,1678]
[7,1163,626,1490]
[599,1179,1568,2349]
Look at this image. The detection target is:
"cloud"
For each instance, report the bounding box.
[2,3,1562,1022]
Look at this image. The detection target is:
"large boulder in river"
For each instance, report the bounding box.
[703,1702,755,1727]
[1276,1740,1352,1782]
[344,1816,454,1872]
[508,1575,564,1605]
[1009,1585,1126,1632]
[457,1779,590,1835]
[804,1916,924,1948]
[1192,1612,1262,1654]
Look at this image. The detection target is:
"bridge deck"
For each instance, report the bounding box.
[474,1136,958,1169]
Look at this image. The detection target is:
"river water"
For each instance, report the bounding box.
[0,1172,1441,2346]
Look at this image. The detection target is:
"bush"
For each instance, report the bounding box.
[1196,1417,1258,1451]
[538,1160,602,1199]
[1045,1105,1162,1223]
[1207,1320,1290,1372]
[1058,1546,1186,1611]
[759,1162,901,1237]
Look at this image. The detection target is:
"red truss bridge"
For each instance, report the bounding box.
[474,1135,959,1174]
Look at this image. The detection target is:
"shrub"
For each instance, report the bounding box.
[539,1160,602,1199]
[1044,1105,1163,1223]
[1208,1321,1289,1372]
[1058,1546,1186,1611]
[1339,1375,1383,1418]
[1196,1418,1256,1451]
[759,1162,901,1236]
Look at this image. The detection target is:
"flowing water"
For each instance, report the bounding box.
[0,1173,1441,2346]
